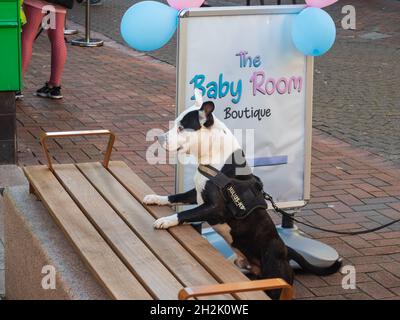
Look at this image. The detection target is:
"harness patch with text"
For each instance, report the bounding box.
[198,164,267,219]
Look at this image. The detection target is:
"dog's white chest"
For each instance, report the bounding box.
[194,170,208,205]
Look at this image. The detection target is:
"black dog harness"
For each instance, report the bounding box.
[198,164,267,219]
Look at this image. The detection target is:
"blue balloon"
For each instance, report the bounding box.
[121,1,178,52]
[291,7,336,56]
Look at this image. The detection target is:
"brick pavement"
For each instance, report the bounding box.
[10,26,400,299]
[68,0,400,166]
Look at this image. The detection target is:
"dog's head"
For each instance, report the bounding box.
[158,89,216,156]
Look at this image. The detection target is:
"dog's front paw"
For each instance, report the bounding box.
[234,257,252,270]
[153,214,178,229]
[143,194,170,206]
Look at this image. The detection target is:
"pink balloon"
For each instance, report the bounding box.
[167,0,205,10]
[305,0,338,8]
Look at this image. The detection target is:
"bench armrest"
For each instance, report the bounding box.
[178,278,293,300]
[40,130,115,172]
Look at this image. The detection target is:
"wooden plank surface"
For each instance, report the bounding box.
[77,162,233,300]
[53,164,183,300]
[108,161,269,300]
[23,165,152,300]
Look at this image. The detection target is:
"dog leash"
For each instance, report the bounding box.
[263,192,400,235]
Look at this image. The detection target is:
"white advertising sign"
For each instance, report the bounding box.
[176,6,313,208]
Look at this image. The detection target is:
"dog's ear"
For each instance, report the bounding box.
[199,101,215,127]
[194,88,203,108]
[201,101,215,115]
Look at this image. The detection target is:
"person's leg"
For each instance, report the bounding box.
[21,5,45,75]
[47,11,67,88]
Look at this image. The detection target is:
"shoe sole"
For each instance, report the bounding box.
[34,92,63,99]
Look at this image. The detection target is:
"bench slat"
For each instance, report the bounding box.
[77,162,233,300]
[53,164,184,300]
[23,165,152,300]
[108,161,269,300]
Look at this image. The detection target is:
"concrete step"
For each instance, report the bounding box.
[0,164,28,299]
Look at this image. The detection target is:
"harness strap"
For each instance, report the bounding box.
[198,164,232,189]
[197,164,218,178]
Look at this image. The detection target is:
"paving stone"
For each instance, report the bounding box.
[292,280,315,299]
[315,208,343,220]
[390,287,400,296]
[373,238,400,247]
[296,274,328,288]
[345,188,373,199]
[359,32,392,40]
[380,262,400,278]
[363,197,399,205]
[310,285,360,297]
[353,264,382,274]
[326,202,353,213]
[349,255,393,265]
[378,209,400,220]
[336,194,364,206]
[352,204,389,212]
[341,236,373,249]
[388,202,400,211]
[367,271,400,288]
[357,282,395,299]
[360,246,400,256]
[381,232,400,240]
[344,292,373,300]
[359,232,383,241]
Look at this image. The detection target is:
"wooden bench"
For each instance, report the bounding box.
[23,130,293,300]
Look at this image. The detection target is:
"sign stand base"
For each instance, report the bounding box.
[277,224,342,272]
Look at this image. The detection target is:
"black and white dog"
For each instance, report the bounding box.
[143,90,293,299]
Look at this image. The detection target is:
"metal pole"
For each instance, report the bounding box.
[71,0,103,47]
[281,210,295,229]
[85,0,90,42]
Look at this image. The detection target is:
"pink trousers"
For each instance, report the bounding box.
[22,4,67,87]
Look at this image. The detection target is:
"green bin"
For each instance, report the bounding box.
[0,0,22,91]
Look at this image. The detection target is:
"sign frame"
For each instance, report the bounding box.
[175,5,314,209]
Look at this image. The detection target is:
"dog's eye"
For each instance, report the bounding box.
[177,125,184,133]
